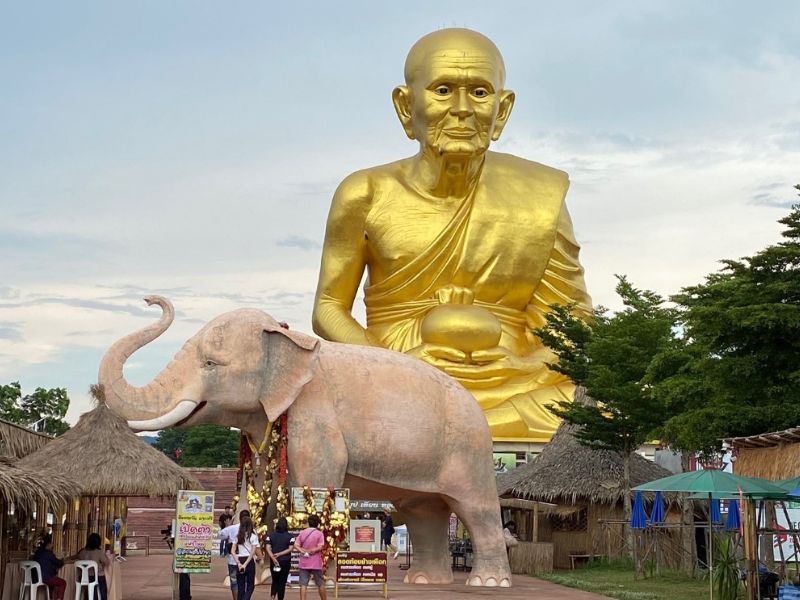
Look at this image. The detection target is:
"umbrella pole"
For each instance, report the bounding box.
[709,493,714,600]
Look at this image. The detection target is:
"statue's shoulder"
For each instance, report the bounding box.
[485,151,570,189]
[334,158,412,201]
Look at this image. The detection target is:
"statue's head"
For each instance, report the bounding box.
[393,28,515,158]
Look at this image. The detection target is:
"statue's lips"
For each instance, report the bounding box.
[443,128,477,138]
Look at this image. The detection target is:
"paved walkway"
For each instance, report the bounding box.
[120,554,611,599]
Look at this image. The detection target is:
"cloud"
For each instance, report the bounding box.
[276,235,321,251]
[0,324,23,342]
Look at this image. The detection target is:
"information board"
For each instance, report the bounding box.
[335,551,388,598]
[173,490,215,573]
[349,519,381,551]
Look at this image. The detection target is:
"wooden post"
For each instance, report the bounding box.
[533,503,539,543]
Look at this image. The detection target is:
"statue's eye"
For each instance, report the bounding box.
[472,88,489,98]
[434,85,451,96]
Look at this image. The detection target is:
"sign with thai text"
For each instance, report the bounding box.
[349,519,380,551]
[336,551,387,584]
[173,490,215,573]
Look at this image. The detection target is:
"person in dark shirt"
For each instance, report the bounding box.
[382,508,397,559]
[266,517,295,600]
[31,534,66,600]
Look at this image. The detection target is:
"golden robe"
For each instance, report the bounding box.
[361,152,591,440]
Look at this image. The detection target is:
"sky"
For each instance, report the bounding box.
[1,1,799,424]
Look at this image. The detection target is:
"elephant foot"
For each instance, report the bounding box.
[466,569,512,587]
[403,567,454,585]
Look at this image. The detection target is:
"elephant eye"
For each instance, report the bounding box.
[204,359,217,368]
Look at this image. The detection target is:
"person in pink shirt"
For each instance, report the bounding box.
[294,514,327,600]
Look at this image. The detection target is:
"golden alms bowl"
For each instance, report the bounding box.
[420,304,502,354]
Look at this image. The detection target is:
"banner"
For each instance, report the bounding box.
[173,490,215,573]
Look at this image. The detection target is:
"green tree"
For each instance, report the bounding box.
[535,276,678,553]
[153,425,239,468]
[0,381,70,435]
[152,428,188,462]
[653,196,800,455]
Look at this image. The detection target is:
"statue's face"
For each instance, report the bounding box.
[402,41,511,157]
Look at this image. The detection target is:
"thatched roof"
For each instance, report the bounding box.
[0,456,80,508]
[497,417,672,506]
[0,418,53,458]
[20,403,201,497]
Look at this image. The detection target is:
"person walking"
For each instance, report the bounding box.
[266,517,295,600]
[381,508,398,559]
[231,515,263,600]
[295,514,327,600]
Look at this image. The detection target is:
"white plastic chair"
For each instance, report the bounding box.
[73,560,98,600]
[17,561,50,600]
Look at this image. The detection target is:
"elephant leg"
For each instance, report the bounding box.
[399,496,453,585]
[287,423,348,488]
[446,497,511,587]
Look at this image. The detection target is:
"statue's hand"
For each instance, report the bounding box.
[442,347,534,387]
[406,343,467,368]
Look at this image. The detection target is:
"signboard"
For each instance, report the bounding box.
[349,519,381,551]
[493,452,517,474]
[173,490,215,573]
[350,500,395,513]
[335,552,388,598]
[291,487,350,514]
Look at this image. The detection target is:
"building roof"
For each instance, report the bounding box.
[20,399,201,497]
[0,417,53,458]
[724,426,800,449]
[497,389,672,505]
[0,456,80,508]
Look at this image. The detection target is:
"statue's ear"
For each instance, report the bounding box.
[260,328,320,422]
[392,85,415,140]
[491,89,515,141]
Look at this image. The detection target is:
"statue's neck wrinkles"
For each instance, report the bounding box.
[412,148,484,200]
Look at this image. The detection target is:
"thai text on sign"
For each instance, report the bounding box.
[173,490,215,573]
[335,552,388,584]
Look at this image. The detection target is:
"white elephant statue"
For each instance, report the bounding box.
[98,296,511,587]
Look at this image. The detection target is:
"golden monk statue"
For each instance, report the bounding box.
[312,28,591,440]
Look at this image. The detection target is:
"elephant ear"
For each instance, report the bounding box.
[260,327,320,422]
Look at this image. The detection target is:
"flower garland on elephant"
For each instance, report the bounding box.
[232,414,349,570]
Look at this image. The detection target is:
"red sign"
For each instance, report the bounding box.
[336,552,388,584]
[355,526,376,543]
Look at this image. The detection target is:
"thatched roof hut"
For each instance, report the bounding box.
[496,396,675,569]
[497,420,672,504]
[0,418,52,458]
[20,403,200,497]
[0,456,79,509]
[724,426,800,480]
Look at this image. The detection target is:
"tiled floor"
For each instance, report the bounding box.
[120,554,612,599]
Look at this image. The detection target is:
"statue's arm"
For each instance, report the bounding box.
[312,171,373,345]
[526,203,593,345]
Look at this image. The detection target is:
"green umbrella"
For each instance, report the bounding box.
[633,469,786,497]
[634,470,786,600]
[776,476,800,493]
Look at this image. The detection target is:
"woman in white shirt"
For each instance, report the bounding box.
[231,515,263,600]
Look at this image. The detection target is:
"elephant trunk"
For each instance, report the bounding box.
[98,295,198,430]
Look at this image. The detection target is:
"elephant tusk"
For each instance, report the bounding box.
[127,400,198,432]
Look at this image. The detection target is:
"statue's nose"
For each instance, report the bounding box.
[450,87,473,118]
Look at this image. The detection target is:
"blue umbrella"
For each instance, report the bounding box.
[710,498,722,525]
[649,490,666,526]
[725,499,741,531]
[631,491,647,529]
[790,487,800,497]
